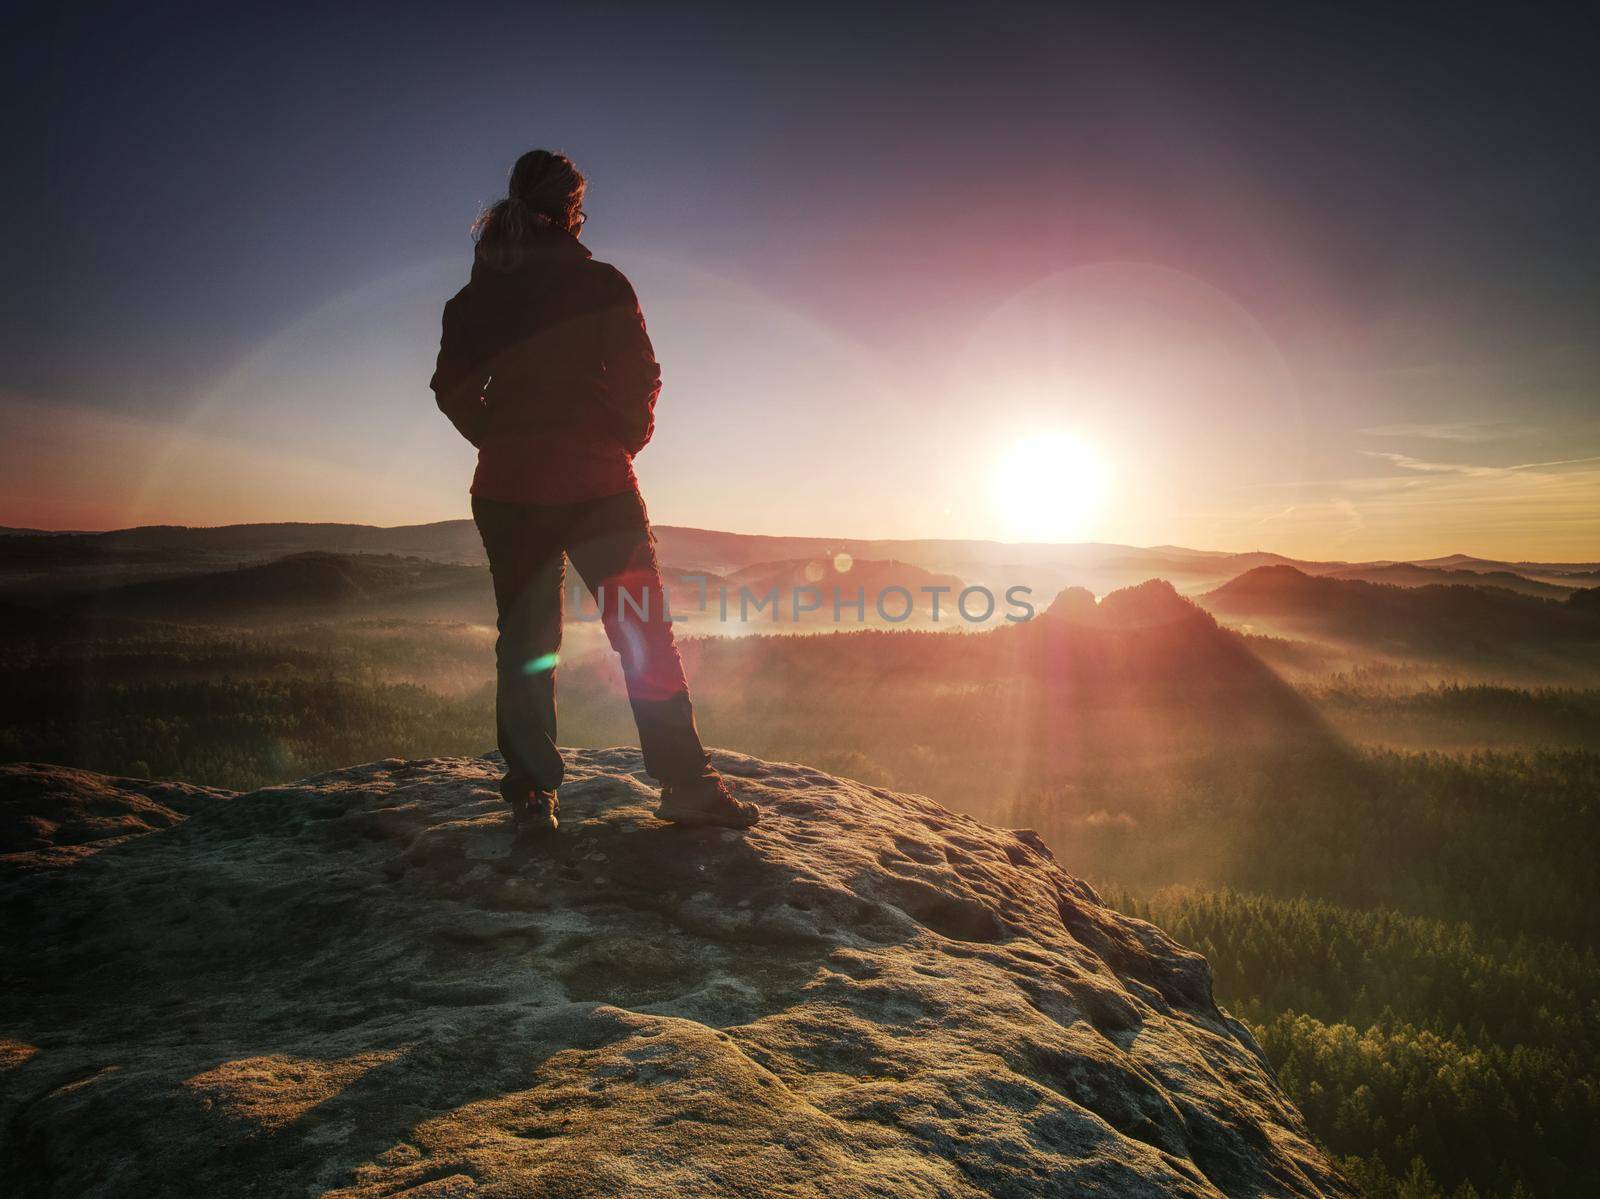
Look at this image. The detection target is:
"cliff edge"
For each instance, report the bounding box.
[0,751,1351,1197]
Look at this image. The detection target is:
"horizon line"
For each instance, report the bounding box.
[5,516,1598,569]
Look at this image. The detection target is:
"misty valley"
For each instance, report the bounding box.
[4,521,1599,1198]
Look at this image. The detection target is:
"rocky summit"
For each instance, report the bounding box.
[0,752,1351,1198]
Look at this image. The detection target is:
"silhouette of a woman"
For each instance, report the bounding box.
[432,150,757,836]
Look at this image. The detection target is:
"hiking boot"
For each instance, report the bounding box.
[509,789,559,838]
[656,777,759,829]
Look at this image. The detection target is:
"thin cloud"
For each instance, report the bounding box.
[1363,451,1487,475]
[1357,420,1536,443]
[1504,454,1600,472]
[1364,450,1600,477]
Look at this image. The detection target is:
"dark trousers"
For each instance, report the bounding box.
[472,487,712,796]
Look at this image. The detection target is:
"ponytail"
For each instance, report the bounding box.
[472,150,587,269]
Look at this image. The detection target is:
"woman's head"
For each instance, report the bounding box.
[473,150,588,266]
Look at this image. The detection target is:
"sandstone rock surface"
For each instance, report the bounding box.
[0,752,1351,1197]
[1,763,230,870]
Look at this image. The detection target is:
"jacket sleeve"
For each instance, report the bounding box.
[429,294,489,447]
[597,271,662,456]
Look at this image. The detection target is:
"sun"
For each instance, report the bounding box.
[989,431,1112,542]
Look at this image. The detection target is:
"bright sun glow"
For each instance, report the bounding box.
[990,431,1112,542]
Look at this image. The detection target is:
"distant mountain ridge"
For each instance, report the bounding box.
[3,517,1590,570]
[1200,565,1600,671]
[1322,562,1575,598]
[64,552,491,622]
[3,518,1595,617]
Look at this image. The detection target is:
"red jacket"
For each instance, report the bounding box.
[430,224,662,504]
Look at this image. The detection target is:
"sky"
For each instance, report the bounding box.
[3,1,1598,560]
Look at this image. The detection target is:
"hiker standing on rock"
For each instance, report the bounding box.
[431,149,758,838]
